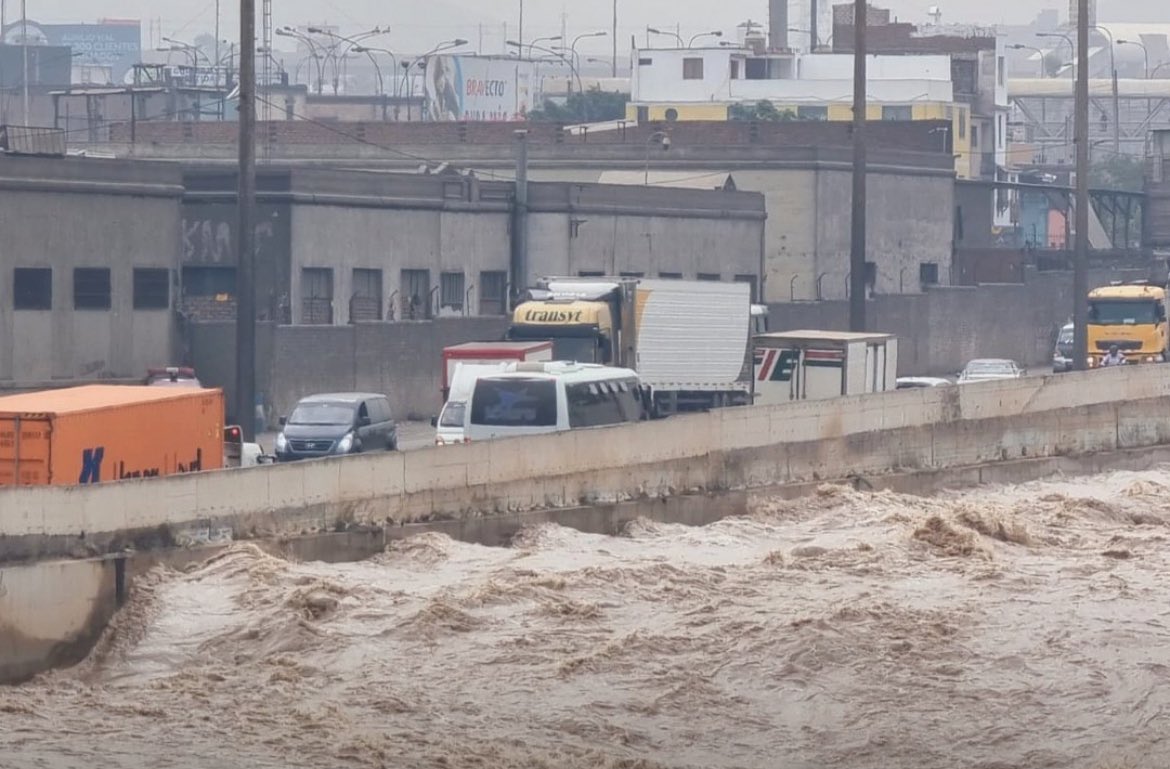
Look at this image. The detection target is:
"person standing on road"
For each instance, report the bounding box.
[1100,345,1127,367]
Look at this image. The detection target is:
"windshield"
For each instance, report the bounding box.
[439,401,466,428]
[552,337,602,363]
[470,378,557,427]
[964,362,1014,377]
[289,403,354,426]
[1089,300,1160,326]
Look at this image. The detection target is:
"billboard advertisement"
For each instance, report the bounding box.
[3,19,141,82]
[424,55,538,122]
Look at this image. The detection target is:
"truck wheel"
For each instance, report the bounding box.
[387,437,398,451]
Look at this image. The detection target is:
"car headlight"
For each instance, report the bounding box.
[336,433,354,453]
[275,432,288,452]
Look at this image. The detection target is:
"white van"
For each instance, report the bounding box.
[433,362,513,446]
[465,362,643,442]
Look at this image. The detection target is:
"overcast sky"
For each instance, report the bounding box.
[22,0,1170,55]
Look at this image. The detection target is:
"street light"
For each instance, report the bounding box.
[569,31,607,95]
[647,27,684,47]
[688,31,722,47]
[1009,43,1047,78]
[308,26,386,94]
[528,35,561,59]
[353,45,397,95]
[1091,25,1119,155]
[402,39,468,119]
[644,130,671,185]
[277,27,325,93]
[1037,31,1075,76]
[1117,39,1149,78]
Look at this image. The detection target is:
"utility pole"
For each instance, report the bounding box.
[21,0,28,127]
[512,129,530,306]
[612,0,618,76]
[848,0,867,330]
[518,0,523,55]
[237,0,258,439]
[1072,0,1089,371]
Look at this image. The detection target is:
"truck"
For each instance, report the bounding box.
[753,330,898,405]
[439,341,553,403]
[0,385,225,487]
[507,276,761,416]
[1086,281,1169,367]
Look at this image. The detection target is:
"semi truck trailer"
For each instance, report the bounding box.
[508,276,761,416]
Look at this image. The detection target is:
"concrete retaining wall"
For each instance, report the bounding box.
[4,365,1170,563]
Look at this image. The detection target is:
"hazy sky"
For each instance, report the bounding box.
[21,0,1170,56]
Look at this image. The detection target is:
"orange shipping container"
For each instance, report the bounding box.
[0,385,224,487]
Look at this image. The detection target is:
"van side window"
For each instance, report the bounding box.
[358,402,371,423]
[567,380,641,427]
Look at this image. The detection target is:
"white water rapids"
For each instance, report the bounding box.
[5,470,1170,768]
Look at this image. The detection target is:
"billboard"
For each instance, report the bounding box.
[3,19,141,82]
[424,55,538,122]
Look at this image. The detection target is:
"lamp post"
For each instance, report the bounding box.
[353,45,395,95]
[401,39,468,120]
[647,27,684,47]
[688,31,722,48]
[512,40,573,96]
[1037,31,1075,77]
[569,31,607,95]
[1090,25,1119,154]
[309,26,385,94]
[644,130,671,185]
[1117,39,1149,78]
[1009,43,1047,78]
[527,35,561,59]
[277,27,325,93]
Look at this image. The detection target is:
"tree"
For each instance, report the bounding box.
[1090,154,1144,191]
[728,100,796,121]
[527,86,629,123]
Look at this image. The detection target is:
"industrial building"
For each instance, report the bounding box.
[0,153,765,392]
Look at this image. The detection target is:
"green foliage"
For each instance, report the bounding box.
[728,100,796,121]
[527,86,629,123]
[1090,154,1145,191]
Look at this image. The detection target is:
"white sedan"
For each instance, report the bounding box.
[958,358,1024,383]
[896,377,952,389]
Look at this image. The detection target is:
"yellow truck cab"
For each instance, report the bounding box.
[1086,282,1169,367]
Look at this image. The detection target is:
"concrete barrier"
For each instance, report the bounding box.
[3,366,1170,562]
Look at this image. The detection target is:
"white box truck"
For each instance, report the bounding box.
[753,330,898,405]
[508,276,761,416]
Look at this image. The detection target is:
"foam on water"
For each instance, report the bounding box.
[6,470,1170,768]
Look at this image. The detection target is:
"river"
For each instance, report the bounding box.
[5,469,1170,769]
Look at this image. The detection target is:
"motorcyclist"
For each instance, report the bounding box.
[1100,344,1127,367]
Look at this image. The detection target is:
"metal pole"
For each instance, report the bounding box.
[215,0,220,85]
[848,0,867,330]
[513,130,529,303]
[1073,0,1089,371]
[237,0,258,439]
[518,0,523,56]
[613,0,622,76]
[21,0,28,127]
[810,0,818,51]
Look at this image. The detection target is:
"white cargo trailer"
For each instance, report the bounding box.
[753,330,898,405]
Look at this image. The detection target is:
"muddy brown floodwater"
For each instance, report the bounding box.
[6,470,1170,769]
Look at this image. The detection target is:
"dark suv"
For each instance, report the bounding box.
[275,393,398,461]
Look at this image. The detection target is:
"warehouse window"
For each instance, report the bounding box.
[440,271,465,314]
[13,267,51,310]
[659,271,683,279]
[683,58,704,80]
[133,268,170,310]
[401,268,431,319]
[881,105,913,121]
[697,272,721,281]
[920,262,939,286]
[74,268,111,310]
[479,270,507,316]
[350,268,382,322]
[619,271,644,278]
[797,106,828,121]
[301,267,334,324]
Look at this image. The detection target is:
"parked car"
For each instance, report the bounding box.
[895,376,951,389]
[958,358,1024,383]
[1052,323,1075,373]
[275,393,397,461]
